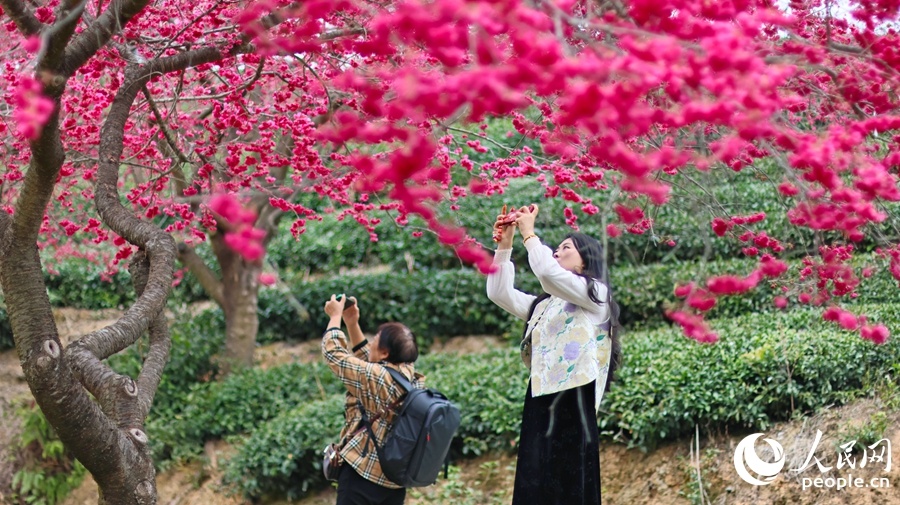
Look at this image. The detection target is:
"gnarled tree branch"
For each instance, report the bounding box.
[176,243,226,307]
[62,0,155,76]
[68,44,244,394]
[0,0,42,36]
[0,103,123,486]
[65,55,205,405]
[40,0,89,71]
[129,250,170,420]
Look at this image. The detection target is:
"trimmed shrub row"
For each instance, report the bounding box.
[4,249,897,352]
[253,268,532,345]
[19,161,899,318]
[218,350,529,500]
[605,302,900,450]
[614,252,900,328]
[216,302,900,500]
[42,258,208,310]
[144,361,344,465]
[223,396,346,499]
[243,251,900,345]
[107,309,225,425]
[43,259,136,310]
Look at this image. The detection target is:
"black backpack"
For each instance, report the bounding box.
[360,367,461,487]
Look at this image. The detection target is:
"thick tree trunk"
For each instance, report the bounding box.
[0,14,230,502]
[0,0,289,500]
[211,233,261,374]
[175,152,292,377]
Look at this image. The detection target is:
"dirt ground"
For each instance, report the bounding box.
[2,308,899,505]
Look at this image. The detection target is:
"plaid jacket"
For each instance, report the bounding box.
[322,327,425,488]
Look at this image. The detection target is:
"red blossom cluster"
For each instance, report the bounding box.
[667,310,718,344]
[207,194,266,263]
[2,0,899,342]
[11,76,54,140]
[671,252,793,342]
[822,305,890,344]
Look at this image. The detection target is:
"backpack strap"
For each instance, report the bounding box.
[356,397,400,457]
[354,366,409,456]
[385,367,413,392]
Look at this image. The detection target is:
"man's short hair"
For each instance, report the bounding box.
[376,322,418,363]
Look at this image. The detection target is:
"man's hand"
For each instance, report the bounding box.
[324,294,347,318]
[342,296,360,327]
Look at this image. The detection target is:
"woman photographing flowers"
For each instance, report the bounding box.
[486,204,621,505]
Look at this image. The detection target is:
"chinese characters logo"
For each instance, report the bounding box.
[734,430,892,488]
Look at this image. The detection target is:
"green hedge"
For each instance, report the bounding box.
[19,161,899,321]
[43,259,135,309]
[252,268,531,344]
[3,250,897,352]
[604,302,900,450]
[242,251,900,344]
[223,396,346,499]
[613,252,900,328]
[418,351,527,457]
[42,257,207,310]
[145,361,344,464]
[107,309,225,429]
[219,351,528,500]
[219,302,900,500]
[17,158,900,316]
[265,163,896,274]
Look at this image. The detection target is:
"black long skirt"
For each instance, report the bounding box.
[511,380,601,505]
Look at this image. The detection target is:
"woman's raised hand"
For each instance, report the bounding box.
[493,204,517,249]
[515,204,539,237]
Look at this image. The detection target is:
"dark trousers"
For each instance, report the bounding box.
[336,464,406,505]
[512,380,601,505]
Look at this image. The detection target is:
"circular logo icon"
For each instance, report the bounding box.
[733,433,785,486]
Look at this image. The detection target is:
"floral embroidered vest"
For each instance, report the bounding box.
[521,295,612,412]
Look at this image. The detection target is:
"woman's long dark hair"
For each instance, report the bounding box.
[565,232,622,392]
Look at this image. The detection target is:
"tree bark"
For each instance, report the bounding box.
[210,232,261,375]
[0,0,41,35]
[0,0,292,497]
[61,0,156,77]
[175,135,294,376]
[176,244,226,308]
[1,35,232,505]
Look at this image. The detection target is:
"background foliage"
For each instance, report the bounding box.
[206,303,900,499]
[10,402,87,505]
[5,156,900,501]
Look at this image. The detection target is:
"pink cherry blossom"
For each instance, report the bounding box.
[13,76,54,141]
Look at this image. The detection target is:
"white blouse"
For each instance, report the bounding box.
[487,237,613,411]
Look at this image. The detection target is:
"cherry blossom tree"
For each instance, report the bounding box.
[2,0,900,502]
[288,0,900,343]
